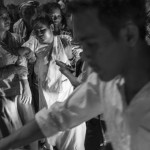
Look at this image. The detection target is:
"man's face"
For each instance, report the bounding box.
[73,8,129,81]
[0,10,10,32]
[34,23,54,44]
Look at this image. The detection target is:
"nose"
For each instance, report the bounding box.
[35,30,42,37]
[53,16,57,21]
[38,32,43,38]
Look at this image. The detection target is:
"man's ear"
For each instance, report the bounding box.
[50,24,54,31]
[119,21,139,47]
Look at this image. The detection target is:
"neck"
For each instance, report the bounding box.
[123,41,150,104]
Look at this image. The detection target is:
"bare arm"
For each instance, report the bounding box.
[61,69,81,87]
[56,60,81,87]
[0,65,16,80]
[0,120,44,150]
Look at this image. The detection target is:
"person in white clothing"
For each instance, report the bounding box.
[23,14,86,150]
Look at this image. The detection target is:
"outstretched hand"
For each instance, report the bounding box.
[55,60,71,76]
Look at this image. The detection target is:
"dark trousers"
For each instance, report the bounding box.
[85,116,104,150]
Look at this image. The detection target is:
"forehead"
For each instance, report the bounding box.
[52,8,61,15]
[73,8,111,42]
[34,22,49,29]
[21,6,35,14]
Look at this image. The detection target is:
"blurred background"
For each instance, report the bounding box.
[1,0,56,5]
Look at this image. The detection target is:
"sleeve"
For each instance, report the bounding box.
[13,21,24,41]
[126,91,150,150]
[0,46,18,68]
[22,35,38,52]
[0,65,16,80]
[13,23,19,34]
[12,33,24,47]
[16,56,28,80]
[35,72,103,137]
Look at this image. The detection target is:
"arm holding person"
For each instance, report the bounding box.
[56,60,81,87]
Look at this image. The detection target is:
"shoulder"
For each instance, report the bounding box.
[13,19,24,27]
[11,32,23,43]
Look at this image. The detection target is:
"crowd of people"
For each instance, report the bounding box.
[0,0,105,150]
[1,0,150,150]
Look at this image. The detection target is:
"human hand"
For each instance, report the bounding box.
[21,82,32,104]
[55,60,67,68]
[56,60,71,76]
[18,47,33,59]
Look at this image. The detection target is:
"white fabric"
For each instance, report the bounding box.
[36,72,147,150]
[37,36,74,108]
[25,35,86,150]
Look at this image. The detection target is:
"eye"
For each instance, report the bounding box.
[40,29,46,33]
[51,15,62,20]
[35,28,45,36]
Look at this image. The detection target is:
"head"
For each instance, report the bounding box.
[19,1,39,26]
[42,2,66,34]
[33,15,54,44]
[0,6,11,32]
[6,4,20,30]
[68,0,147,81]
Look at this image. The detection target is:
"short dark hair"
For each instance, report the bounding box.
[68,0,146,39]
[42,2,61,15]
[0,6,8,15]
[32,14,53,29]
